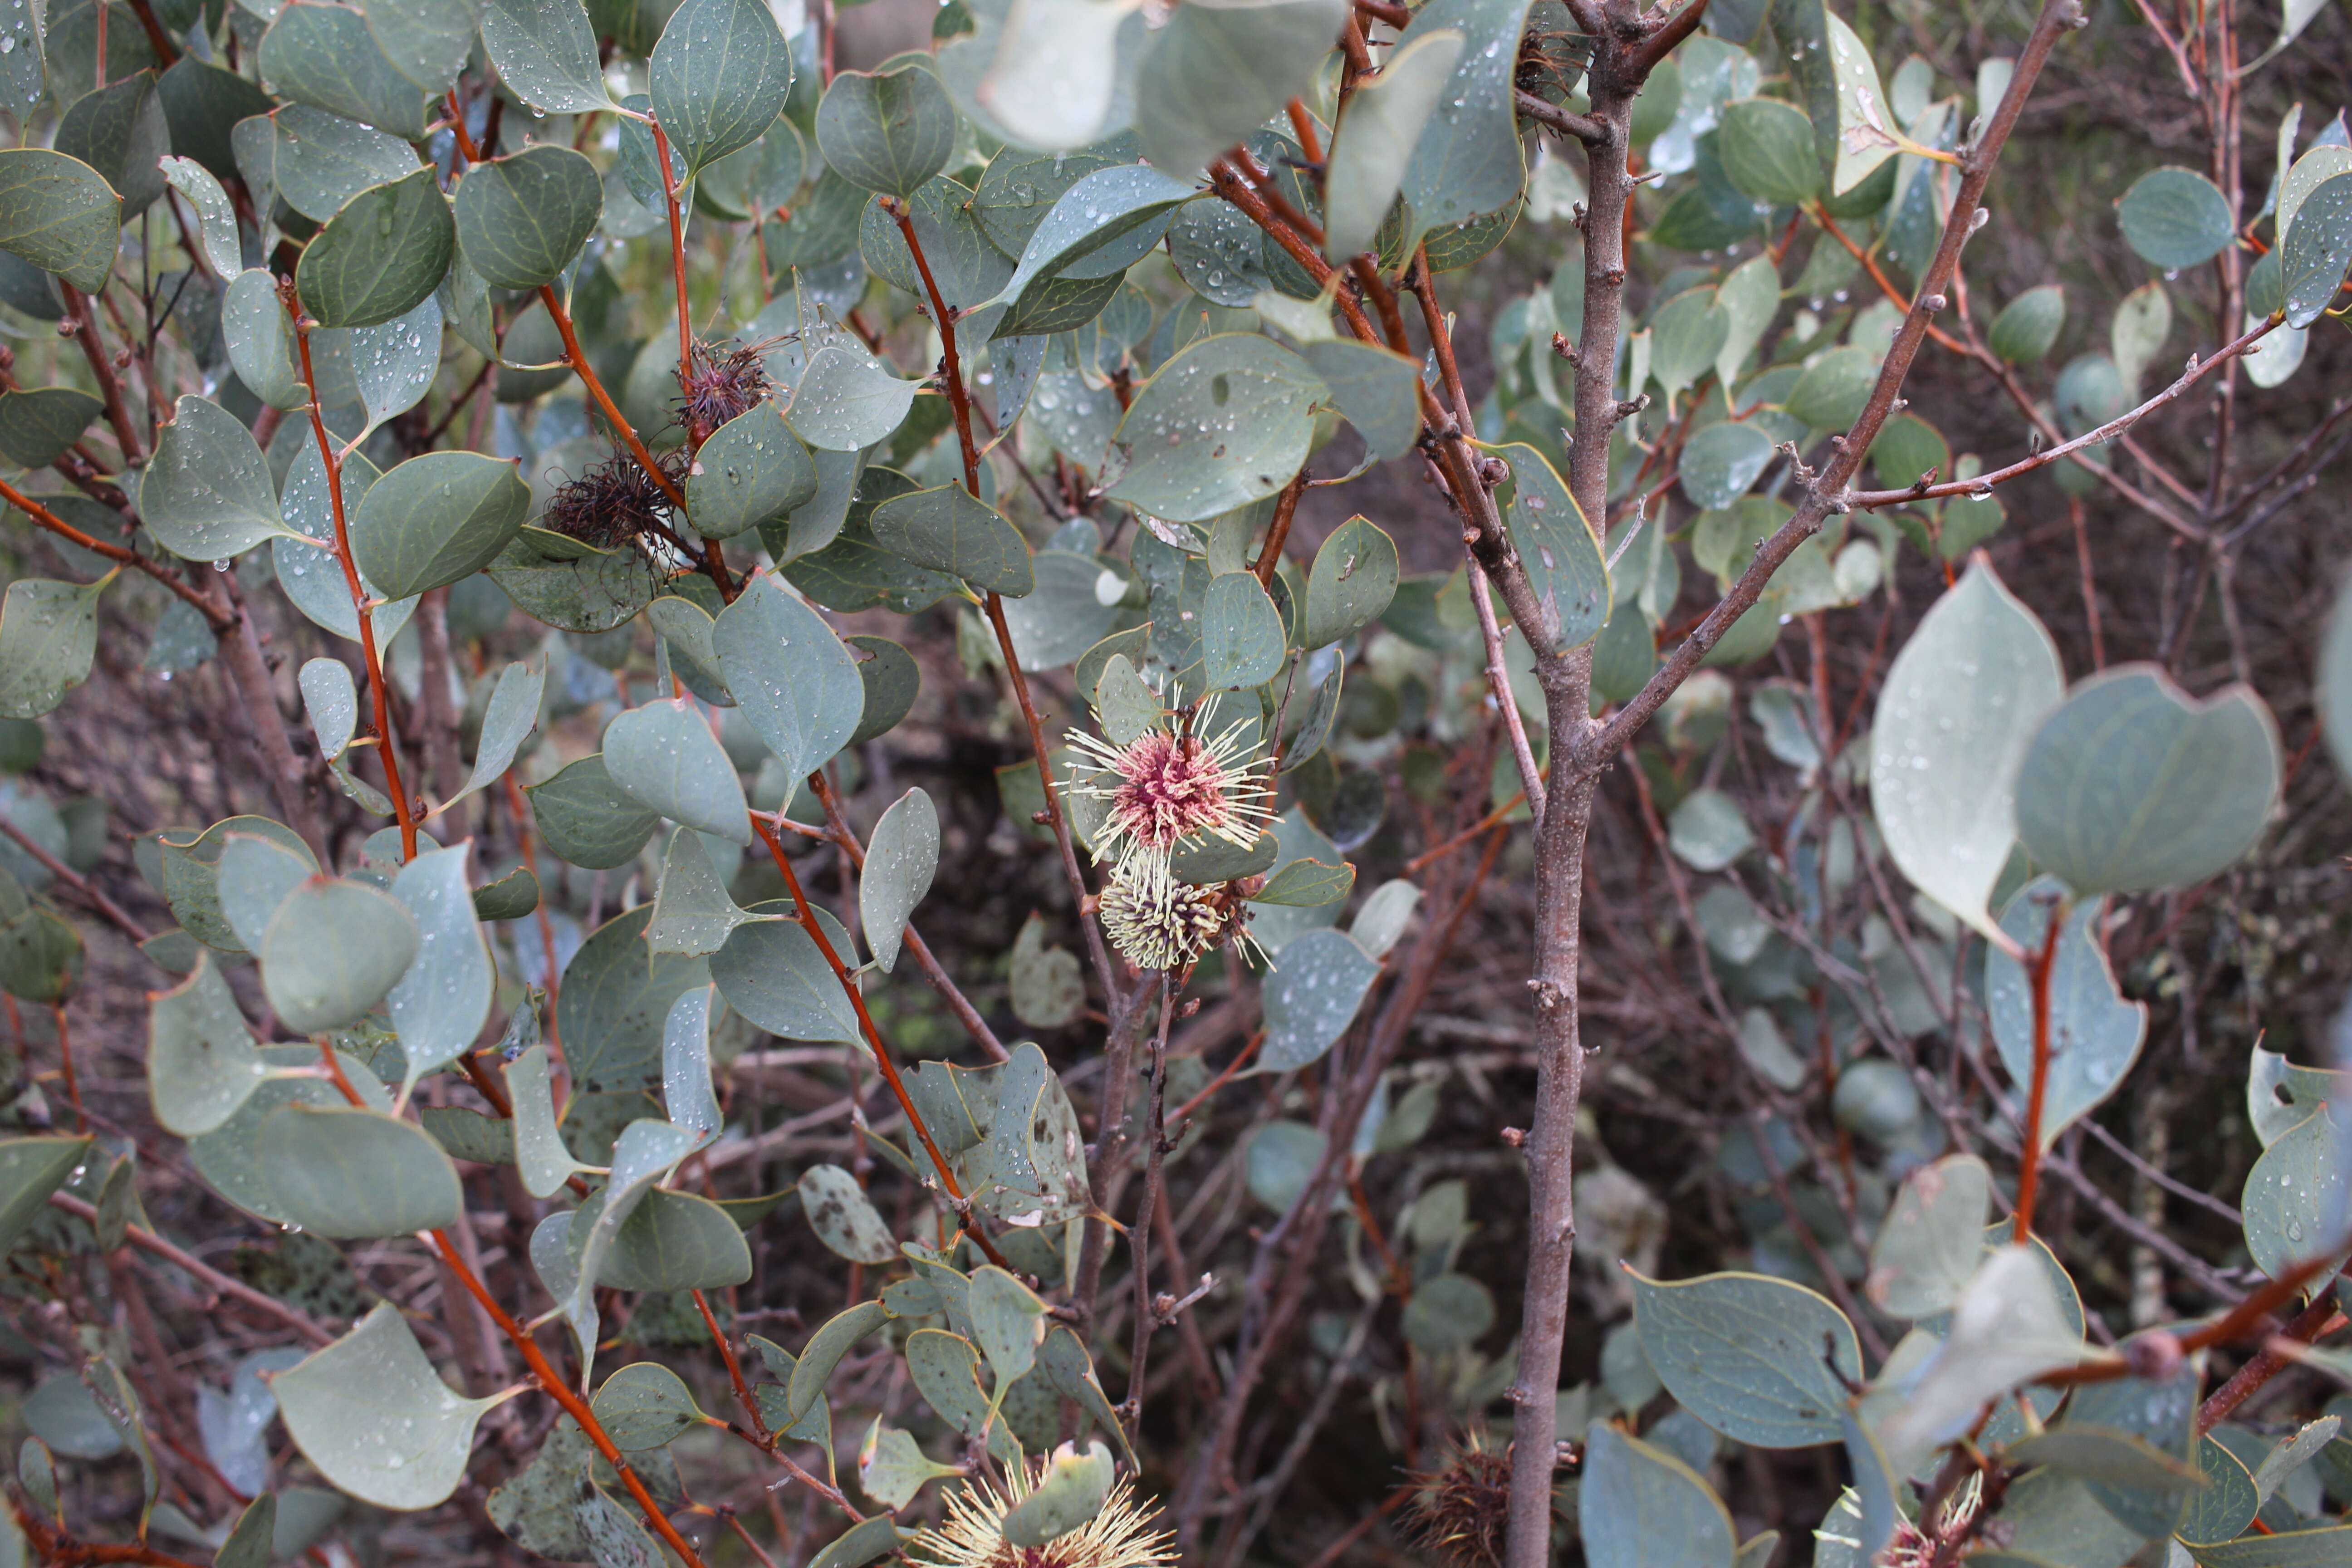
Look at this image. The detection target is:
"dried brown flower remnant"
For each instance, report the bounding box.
[538,448,686,553]
[676,336,775,444]
[1402,1441,1519,1568]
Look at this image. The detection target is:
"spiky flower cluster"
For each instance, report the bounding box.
[1068,705,1272,871]
[908,1459,1173,1568]
[1097,857,1228,972]
[1066,698,1273,972]
[676,336,774,441]
[538,448,686,553]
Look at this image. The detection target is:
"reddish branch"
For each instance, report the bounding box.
[288,298,419,861]
[2011,907,2064,1242]
[750,816,1014,1271]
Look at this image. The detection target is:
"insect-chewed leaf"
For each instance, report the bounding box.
[274,1302,509,1510]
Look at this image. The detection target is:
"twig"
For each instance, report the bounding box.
[0,811,148,945]
[46,1192,333,1346]
[1514,89,1607,145]
[749,816,1013,1270]
[2012,902,2065,1241]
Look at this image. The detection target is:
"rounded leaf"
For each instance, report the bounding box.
[1717,97,1818,206]
[686,402,819,540]
[0,148,122,295]
[1989,284,2066,365]
[2117,166,2234,270]
[351,451,531,599]
[1628,1269,1861,1449]
[798,1164,898,1264]
[257,1104,466,1238]
[454,145,603,291]
[296,166,455,329]
[274,1303,506,1510]
[2013,664,2281,896]
[259,877,421,1034]
[816,64,956,200]
[650,0,794,176]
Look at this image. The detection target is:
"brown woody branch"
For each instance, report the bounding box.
[1515,90,1607,145]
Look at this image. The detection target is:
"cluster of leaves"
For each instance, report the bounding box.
[0,0,2347,1561]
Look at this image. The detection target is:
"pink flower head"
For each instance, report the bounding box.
[1067,702,1271,872]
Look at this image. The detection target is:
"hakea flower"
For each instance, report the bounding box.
[907,1455,1173,1568]
[1097,855,1231,972]
[1065,701,1274,872]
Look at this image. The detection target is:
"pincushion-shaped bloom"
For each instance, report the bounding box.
[908,1456,1172,1568]
[1065,702,1273,872]
[1097,855,1229,972]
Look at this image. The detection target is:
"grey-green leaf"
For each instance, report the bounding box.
[1299,338,1424,463]
[1259,928,1380,1073]
[1302,515,1398,652]
[362,0,479,92]
[1107,333,1321,524]
[1867,1154,1991,1318]
[1984,877,2149,1148]
[2283,171,2352,327]
[816,64,956,200]
[861,787,938,974]
[260,877,421,1034]
[2118,166,2235,270]
[1201,571,1286,690]
[1134,0,1349,182]
[1990,284,2067,365]
[258,1,433,139]
[868,484,1035,598]
[454,145,603,291]
[387,844,494,1091]
[147,954,269,1137]
[798,1163,898,1264]
[1497,442,1610,651]
[650,0,794,176]
[442,658,545,811]
[2014,664,2280,897]
[527,754,663,869]
[1323,30,1466,261]
[142,395,296,561]
[257,1104,466,1237]
[1579,1423,1736,1568]
[480,0,612,115]
[1718,96,1818,206]
[1397,0,1534,239]
[351,451,530,598]
[784,347,919,451]
[0,149,122,295]
[1869,559,2063,941]
[710,904,860,1044]
[0,578,106,721]
[713,572,864,783]
[604,698,751,846]
[688,402,818,540]
[274,1302,505,1510]
[593,1362,704,1450]
[1629,1269,1861,1448]
[296,167,455,330]
[506,1043,590,1198]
